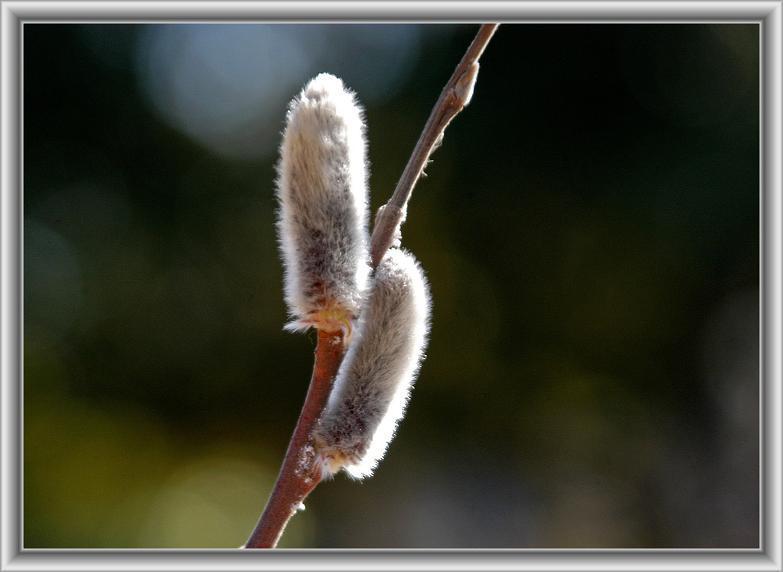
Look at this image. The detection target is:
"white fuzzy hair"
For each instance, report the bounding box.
[313,248,432,479]
[276,73,371,334]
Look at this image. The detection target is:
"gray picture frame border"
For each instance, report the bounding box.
[1,1,780,570]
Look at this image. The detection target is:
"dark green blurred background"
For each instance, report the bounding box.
[24,24,759,548]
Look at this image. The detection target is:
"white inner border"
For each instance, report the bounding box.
[1,2,780,570]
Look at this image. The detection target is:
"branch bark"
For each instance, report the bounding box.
[244,23,499,549]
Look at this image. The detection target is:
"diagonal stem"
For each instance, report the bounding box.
[244,330,343,548]
[370,23,499,267]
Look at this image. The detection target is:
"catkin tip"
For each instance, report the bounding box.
[301,73,347,100]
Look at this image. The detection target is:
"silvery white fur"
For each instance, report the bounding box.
[314,248,431,479]
[276,73,371,334]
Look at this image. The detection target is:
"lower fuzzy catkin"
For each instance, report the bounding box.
[313,248,431,479]
[276,73,371,335]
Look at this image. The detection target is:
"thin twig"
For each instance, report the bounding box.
[244,23,499,549]
[370,23,499,267]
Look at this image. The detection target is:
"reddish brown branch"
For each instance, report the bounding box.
[244,329,344,548]
[245,23,499,549]
[370,23,499,267]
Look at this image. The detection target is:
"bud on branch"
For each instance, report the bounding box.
[277,73,371,337]
[314,248,431,479]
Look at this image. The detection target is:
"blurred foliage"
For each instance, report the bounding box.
[24,24,759,548]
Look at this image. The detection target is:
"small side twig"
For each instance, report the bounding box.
[370,23,499,267]
[244,23,499,549]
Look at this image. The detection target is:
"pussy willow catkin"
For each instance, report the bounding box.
[276,73,370,335]
[313,248,431,479]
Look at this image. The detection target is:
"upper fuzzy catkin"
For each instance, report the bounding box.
[276,73,371,335]
[313,248,431,479]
